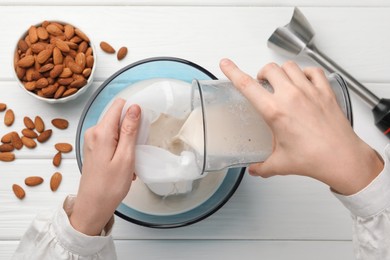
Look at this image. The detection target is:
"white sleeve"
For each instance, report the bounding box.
[333,144,390,260]
[12,195,117,260]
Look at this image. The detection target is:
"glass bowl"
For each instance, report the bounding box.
[76,57,245,228]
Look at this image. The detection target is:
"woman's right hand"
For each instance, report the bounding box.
[220,58,383,195]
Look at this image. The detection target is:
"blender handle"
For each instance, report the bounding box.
[373,98,390,138]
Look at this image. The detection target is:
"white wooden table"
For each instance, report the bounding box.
[0,1,389,259]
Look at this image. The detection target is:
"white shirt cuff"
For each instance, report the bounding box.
[52,195,115,256]
[333,144,390,218]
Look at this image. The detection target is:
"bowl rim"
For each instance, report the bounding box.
[13,20,96,103]
[75,56,245,228]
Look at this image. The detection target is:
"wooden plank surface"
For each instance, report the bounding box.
[0,4,389,260]
[0,240,354,260]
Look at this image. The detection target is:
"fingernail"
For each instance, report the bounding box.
[220,58,231,66]
[128,105,140,120]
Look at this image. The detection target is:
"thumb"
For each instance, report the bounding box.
[248,157,279,178]
[114,104,141,162]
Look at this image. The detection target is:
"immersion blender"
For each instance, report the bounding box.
[268,7,390,138]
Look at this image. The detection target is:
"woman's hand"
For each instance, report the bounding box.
[220,59,383,195]
[70,99,141,236]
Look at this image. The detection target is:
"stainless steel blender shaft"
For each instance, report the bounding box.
[268,7,379,109]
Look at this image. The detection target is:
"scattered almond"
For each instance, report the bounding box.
[12,184,25,199]
[51,118,69,129]
[1,132,14,143]
[37,129,52,143]
[21,136,37,149]
[22,128,38,139]
[117,47,128,60]
[0,143,14,152]
[100,41,115,53]
[0,152,15,162]
[23,116,35,129]
[50,172,62,191]
[53,151,62,167]
[0,103,6,112]
[11,132,23,150]
[25,176,44,186]
[34,116,45,133]
[55,143,73,153]
[4,109,15,126]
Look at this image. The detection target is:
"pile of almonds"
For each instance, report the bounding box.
[14,21,94,99]
[0,102,73,199]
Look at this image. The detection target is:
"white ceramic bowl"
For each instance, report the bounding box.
[13,21,96,104]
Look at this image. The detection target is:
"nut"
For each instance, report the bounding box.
[37,129,52,143]
[11,132,23,150]
[4,109,15,126]
[117,47,128,60]
[50,172,62,191]
[0,152,15,162]
[100,41,115,53]
[0,103,7,111]
[53,151,62,167]
[25,176,44,186]
[55,142,72,153]
[34,116,45,133]
[0,143,14,152]
[23,116,35,129]
[51,118,69,129]
[12,184,25,199]
[21,136,37,149]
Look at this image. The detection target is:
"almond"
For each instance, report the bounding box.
[24,81,36,91]
[24,116,35,129]
[82,68,92,78]
[12,184,25,199]
[0,103,6,111]
[53,152,62,167]
[55,143,73,153]
[18,39,29,52]
[57,77,73,85]
[34,116,45,133]
[0,144,14,152]
[37,49,52,64]
[42,84,58,97]
[62,88,78,97]
[0,152,15,162]
[21,136,37,149]
[37,129,52,143]
[4,109,15,126]
[31,42,47,53]
[78,41,88,53]
[11,132,23,150]
[69,78,87,89]
[74,28,90,42]
[68,61,83,74]
[86,55,94,68]
[100,41,115,53]
[53,47,63,65]
[35,77,49,89]
[17,55,35,68]
[50,64,63,78]
[64,24,75,40]
[46,24,63,36]
[37,27,49,40]
[38,63,54,73]
[75,52,86,69]
[66,41,78,50]
[28,26,38,44]
[25,176,44,186]
[22,128,38,139]
[51,118,69,129]
[16,67,26,80]
[56,39,70,53]
[117,47,128,60]
[50,172,62,191]
[1,132,14,143]
[54,86,66,99]
[59,67,73,78]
